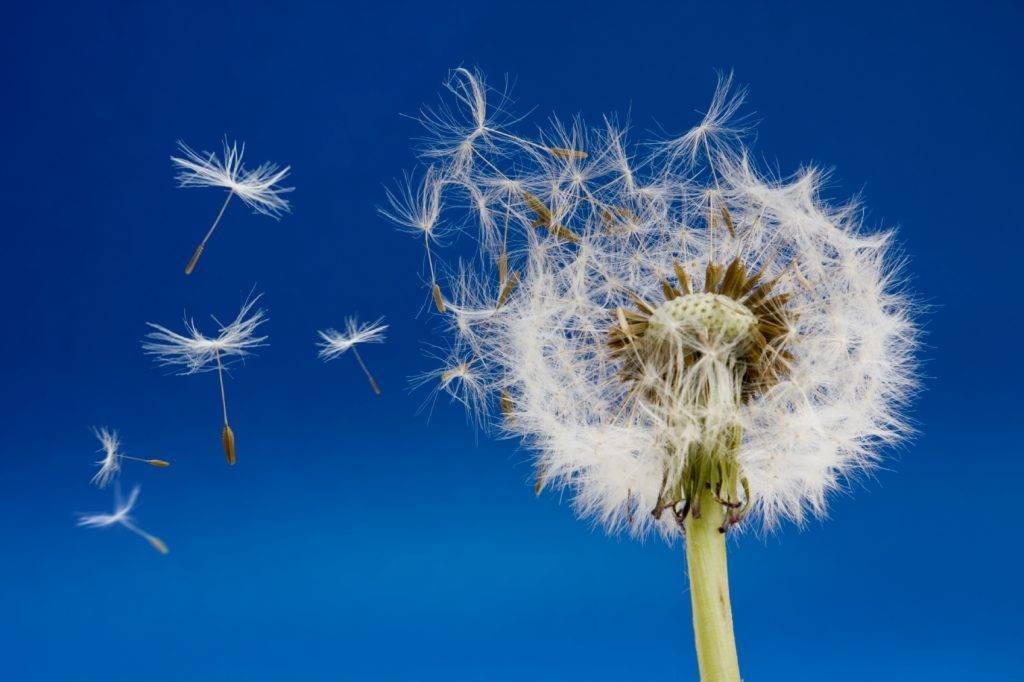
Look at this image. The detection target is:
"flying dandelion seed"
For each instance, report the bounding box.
[77,485,169,554]
[143,294,267,465]
[411,352,490,428]
[380,168,447,312]
[317,317,387,395]
[388,70,919,681]
[171,139,293,275]
[90,427,170,488]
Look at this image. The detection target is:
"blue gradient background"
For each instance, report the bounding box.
[2,2,1021,680]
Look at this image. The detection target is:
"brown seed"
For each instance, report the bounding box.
[547,146,588,160]
[523,192,580,243]
[550,224,581,244]
[184,243,205,276]
[534,468,549,496]
[496,271,520,308]
[523,192,552,223]
[147,459,171,468]
[222,424,236,466]
[147,536,170,554]
[432,283,446,313]
[498,251,508,286]
[720,205,736,237]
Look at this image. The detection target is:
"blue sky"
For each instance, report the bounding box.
[2,1,1022,680]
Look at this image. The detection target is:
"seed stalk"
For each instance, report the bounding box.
[684,487,741,682]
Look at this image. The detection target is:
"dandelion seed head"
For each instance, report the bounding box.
[391,71,919,539]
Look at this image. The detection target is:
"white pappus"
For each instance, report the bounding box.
[77,485,169,554]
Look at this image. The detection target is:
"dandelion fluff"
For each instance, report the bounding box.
[143,294,268,465]
[77,485,169,554]
[391,71,919,540]
[172,139,293,274]
[317,317,387,395]
[90,427,171,487]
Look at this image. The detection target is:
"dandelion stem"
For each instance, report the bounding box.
[684,488,741,682]
[351,347,382,396]
[214,349,229,426]
[185,190,234,275]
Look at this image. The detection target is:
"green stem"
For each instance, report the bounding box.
[685,489,741,682]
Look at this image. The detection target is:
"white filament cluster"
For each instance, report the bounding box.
[172,139,293,217]
[393,69,918,537]
[142,295,268,374]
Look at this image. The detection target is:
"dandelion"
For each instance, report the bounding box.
[143,294,267,465]
[77,485,169,554]
[388,70,918,681]
[171,139,293,275]
[90,427,170,488]
[317,317,387,395]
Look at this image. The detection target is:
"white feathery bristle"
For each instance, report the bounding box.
[380,167,445,239]
[89,426,121,488]
[142,294,268,374]
[663,71,749,167]
[77,484,141,528]
[317,317,388,361]
[172,139,293,217]
[77,486,168,554]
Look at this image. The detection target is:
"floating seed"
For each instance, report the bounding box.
[222,424,236,466]
[496,271,520,308]
[432,283,446,313]
[547,146,588,160]
[147,536,170,554]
